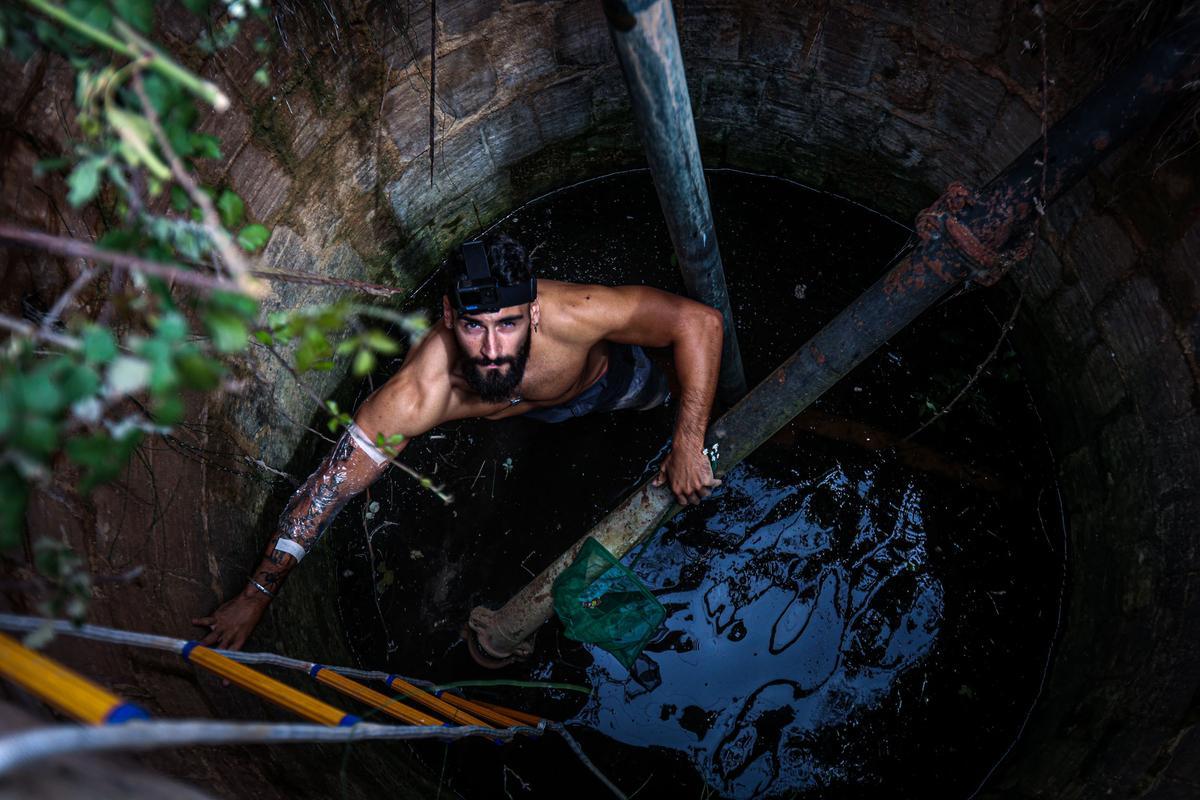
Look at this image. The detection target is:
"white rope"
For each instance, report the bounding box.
[0,720,532,777]
[0,614,436,689]
[548,723,629,800]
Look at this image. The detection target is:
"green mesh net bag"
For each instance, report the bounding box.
[552,537,666,669]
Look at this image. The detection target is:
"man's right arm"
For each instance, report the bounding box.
[192,362,449,650]
[190,424,402,650]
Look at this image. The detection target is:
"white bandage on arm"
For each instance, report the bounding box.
[348,422,392,466]
[273,537,308,563]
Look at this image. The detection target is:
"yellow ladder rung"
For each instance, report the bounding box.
[383,674,492,728]
[472,699,546,727]
[182,642,356,727]
[437,692,525,728]
[309,666,444,727]
[0,632,148,725]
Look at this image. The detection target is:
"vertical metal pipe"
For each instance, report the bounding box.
[605,0,748,403]
[463,12,1200,666]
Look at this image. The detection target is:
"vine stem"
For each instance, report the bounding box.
[129,67,261,297]
[902,287,1024,442]
[432,679,592,695]
[0,222,240,293]
[0,313,80,351]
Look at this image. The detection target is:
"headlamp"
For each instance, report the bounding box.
[451,241,537,313]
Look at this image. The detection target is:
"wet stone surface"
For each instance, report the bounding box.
[322,171,1065,798]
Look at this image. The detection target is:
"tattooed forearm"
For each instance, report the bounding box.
[255,569,283,589]
[277,432,357,552]
[275,430,388,556]
[237,429,389,603]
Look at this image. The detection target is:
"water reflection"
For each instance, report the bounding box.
[573,460,943,798]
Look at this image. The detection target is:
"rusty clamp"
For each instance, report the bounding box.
[915,181,1035,287]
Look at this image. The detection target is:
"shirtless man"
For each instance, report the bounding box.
[194,234,725,650]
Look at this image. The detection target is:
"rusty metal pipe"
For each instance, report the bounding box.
[465,13,1200,666]
[605,0,748,403]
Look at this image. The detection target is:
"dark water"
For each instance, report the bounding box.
[324,171,1065,799]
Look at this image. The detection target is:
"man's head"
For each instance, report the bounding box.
[442,234,539,403]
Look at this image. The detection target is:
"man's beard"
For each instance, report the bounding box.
[462,330,531,403]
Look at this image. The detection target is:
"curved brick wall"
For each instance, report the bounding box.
[1,1,1197,796]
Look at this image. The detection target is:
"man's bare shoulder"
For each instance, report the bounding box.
[540,279,685,344]
[539,280,632,337]
[355,326,459,437]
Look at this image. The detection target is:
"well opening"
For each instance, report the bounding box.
[2,1,1198,798]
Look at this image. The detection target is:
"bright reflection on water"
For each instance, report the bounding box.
[575,462,941,798]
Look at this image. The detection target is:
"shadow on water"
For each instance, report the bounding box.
[325,170,1065,799]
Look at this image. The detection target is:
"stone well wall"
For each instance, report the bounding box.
[1,0,1198,796]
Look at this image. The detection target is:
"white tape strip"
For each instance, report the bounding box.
[348,423,391,466]
[272,537,308,563]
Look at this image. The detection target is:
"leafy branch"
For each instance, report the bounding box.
[22,0,230,110]
[0,0,439,627]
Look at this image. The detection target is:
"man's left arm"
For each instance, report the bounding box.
[567,284,724,505]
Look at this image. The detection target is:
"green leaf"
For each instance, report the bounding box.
[170,185,190,212]
[205,311,248,353]
[253,330,273,346]
[60,363,100,404]
[65,0,113,32]
[216,189,244,229]
[155,311,188,342]
[182,0,211,15]
[167,121,192,157]
[363,329,399,354]
[19,369,64,414]
[374,432,404,457]
[34,18,71,53]
[153,394,184,425]
[294,334,334,371]
[175,350,223,391]
[14,416,60,459]
[96,229,137,252]
[253,67,269,87]
[67,157,103,207]
[0,467,28,552]
[139,338,178,394]
[35,157,71,176]
[192,133,221,160]
[82,326,118,364]
[236,223,270,252]
[67,431,143,493]
[113,0,154,33]
[175,229,202,261]
[140,72,176,116]
[0,392,12,439]
[353,348,376,376]
[105,356,151,396]
[208,290,259,319]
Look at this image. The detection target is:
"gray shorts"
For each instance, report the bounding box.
[522,343,670,423]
